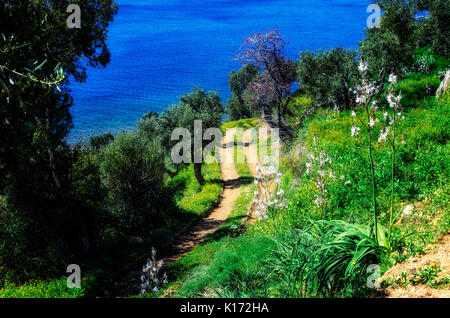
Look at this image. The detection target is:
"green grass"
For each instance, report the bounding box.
[162,135,258,297]
[168,93,450,298]
[0,278,85,298]
[166,162,222,216]
[220,117,260,133]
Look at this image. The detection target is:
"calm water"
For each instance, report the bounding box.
[68,0,371,142]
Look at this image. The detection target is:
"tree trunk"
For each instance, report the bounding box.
[262,106,275,128]
[194,162,205,185]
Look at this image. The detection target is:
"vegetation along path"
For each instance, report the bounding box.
[111,128,242,297]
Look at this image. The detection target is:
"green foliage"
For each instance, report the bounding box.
[0,201,61,283]
[139,87,224,184]
[174,234,274,297]
[393,75,441,107]
[99,133,166,233]
[383,265,450,289]
[225,65,260,121]
[166,163,222,216]
[359,28,413,75]
[220,117,259,133]
[0,278,85,298]
[415,0,450,58]
[361,0,450,75]
[297,48,359,110]
[89,133,114,151]
[70,149,105,209]
[0,0,118,279]
[164,140,256,297]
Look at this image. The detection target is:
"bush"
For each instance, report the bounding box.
[99,132,166,234]
[89,132,114,151]
[297,48,358,110]
[0,201,62,283]
[225,64,260,121]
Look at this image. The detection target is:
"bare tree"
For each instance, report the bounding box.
[235,29,297,141]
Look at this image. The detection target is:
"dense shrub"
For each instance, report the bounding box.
[297,48,359,110]
[89,133,114,151]
[99,133,166,234]
[225,64,260,121]
[0,201,62,283]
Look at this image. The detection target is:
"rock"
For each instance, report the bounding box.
[402,204,415,218]
[436,70,450,99]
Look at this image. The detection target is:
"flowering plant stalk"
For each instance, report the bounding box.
[351,59,383,242]
[305,134,334,218]
[351,60,406,246]
[382,74,405,243]
[253,165,286,223]
[140,247,168,295]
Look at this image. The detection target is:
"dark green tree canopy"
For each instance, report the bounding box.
[297,48,359,110]
[0,1,118,266]
[360,0,450,75]
[225,64,259,121]
[139,87,223,184]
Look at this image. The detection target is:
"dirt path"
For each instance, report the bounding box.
[161,128,241,265]
[109,128,241,297]
[243,122,282,224]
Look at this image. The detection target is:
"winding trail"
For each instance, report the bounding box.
[110,128,241,297]
[161,128,241,264]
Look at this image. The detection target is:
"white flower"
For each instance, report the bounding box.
[351,125,360,137]
[378,127,390,143]
[351,111,356,117]
[358,60,368,72]
[356,96,365,105]
[369,118,375,127]
[305,162,311,173]
[370,101,378,111]
[389,74,398,85]
[266,165,277,175]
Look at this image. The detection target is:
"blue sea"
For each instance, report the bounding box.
[68,0,371,142]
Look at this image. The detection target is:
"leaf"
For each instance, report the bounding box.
[34,59,47,72]
[0,78,11,96]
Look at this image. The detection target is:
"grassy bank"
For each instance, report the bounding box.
[160,119,259,297]
[163,92,449,298]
